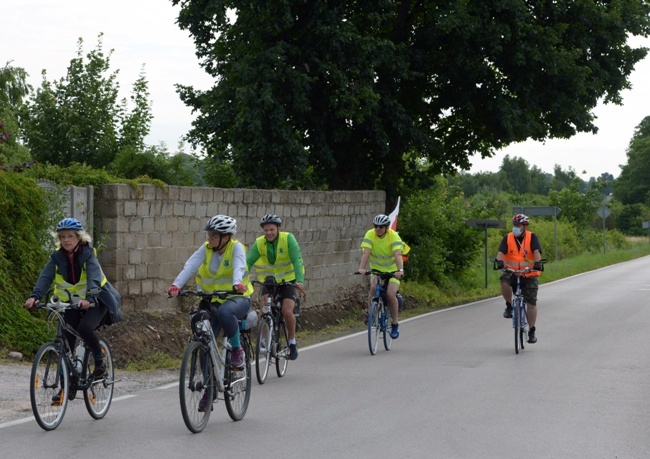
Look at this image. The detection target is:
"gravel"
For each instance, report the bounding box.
[0,361,178,425]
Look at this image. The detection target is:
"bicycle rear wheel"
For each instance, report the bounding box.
[30,342,69,431]
[255,314,273,384]
[225,337,251,421]
[179,340,214,433]
[368,299,380,355]
[275,320,289,377]
[84,339,114,419]
[383,302,393,351]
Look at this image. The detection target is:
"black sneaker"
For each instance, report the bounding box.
[51,389,64,405]
[93,358,108,381]
[503,305,513,319]
[528,329,537,344]
[289,343,298,360]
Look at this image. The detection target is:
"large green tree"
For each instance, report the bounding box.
[173,0,650,196]
[614,116,650,205]
[22,35,152,169]
[0,62,32,165]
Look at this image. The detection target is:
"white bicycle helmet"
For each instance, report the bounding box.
[260,214,282,227]
[373,214,390,227]
[205,215,237,235]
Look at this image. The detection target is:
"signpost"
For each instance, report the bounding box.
[466,219,506,288]
[513,206,561,260]
[643,221,650,242]
[597,205,612,254]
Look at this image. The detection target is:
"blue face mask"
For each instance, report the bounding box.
[512,226,523,237]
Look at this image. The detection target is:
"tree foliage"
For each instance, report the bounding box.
[173,0,650,196]
[613,116,650,205]
[0,62,32,165]
[22,35,152,169]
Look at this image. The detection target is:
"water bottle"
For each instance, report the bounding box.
[246,309,258,329]
[75,342,85,373]
[262,301,270,314]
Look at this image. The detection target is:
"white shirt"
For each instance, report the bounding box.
[172,242,247,288]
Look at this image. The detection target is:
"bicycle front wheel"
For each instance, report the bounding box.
[513,299,522,354]
[30,342,69,431]
[368,299,380,355]
[383,301,393,351]
[84,339,114,419]
[225,337,251,421]
[179,340,214,433]
[255,315,273,384]
[275,320,289,377]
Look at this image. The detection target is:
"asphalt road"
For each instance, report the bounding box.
[2,256,650,458]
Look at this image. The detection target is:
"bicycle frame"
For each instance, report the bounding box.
[357,270,397,355]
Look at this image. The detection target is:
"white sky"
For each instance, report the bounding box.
[4,1,649,178]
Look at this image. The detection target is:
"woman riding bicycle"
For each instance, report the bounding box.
[25,218,122,384]
[168,215,253,374]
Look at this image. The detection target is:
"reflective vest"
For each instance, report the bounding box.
[196,240,254,301]
[254,232,302,282]
[503,231,540,278]
[54,249,107,299]
[362,228,405,271]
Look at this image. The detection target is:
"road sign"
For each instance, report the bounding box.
[512,206,561,217]
[597,206,611,219]
[642,221,649,229]
[465,219,506,229]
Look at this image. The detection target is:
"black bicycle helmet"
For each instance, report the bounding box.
[373,214,390,227]
[205,215,237,235]
[56,218,84,232]
[260,214,282,227]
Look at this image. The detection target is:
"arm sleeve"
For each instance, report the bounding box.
[31,253,57,299]
[232,242,247,285]
[246,239,260,271]
[287,233,305,283]
[530,233,543,253]
[497,236,508,255]
[172,244,206,288]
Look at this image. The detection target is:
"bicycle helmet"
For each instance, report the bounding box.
[56,218,84,232]
[205,215,237,235]
[373,214,390,227]
[260,214,282,227]
[512,214,530,226]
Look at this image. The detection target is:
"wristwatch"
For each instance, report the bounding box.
[398,269,404,272]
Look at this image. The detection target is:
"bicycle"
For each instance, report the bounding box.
[252,276,298,384]
[356,270,402,355]
[29,292,114,431]
[174,290,252,433]
[495,260,545,354]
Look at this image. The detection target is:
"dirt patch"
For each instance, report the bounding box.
[100,285,372,369]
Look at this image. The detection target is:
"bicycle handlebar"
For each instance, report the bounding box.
[168,289,241,300]
[33,295,95,310]
[354,270,398,280]
[493,259,547,273]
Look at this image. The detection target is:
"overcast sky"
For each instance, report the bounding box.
[4,1,649,179]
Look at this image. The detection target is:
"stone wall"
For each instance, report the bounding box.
[94,184,385,312]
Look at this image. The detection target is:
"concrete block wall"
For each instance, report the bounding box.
[95,184,385,312]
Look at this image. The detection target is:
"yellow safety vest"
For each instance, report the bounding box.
[53,249,107,300]
[362,228,405,271]
[254,232,302,282]
[196,240,254,301]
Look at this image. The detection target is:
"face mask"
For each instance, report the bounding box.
[512,226,523,237]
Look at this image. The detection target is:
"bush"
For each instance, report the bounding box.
[0,171,54,353]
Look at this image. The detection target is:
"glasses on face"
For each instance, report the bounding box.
[374,225,387,229]
[206,232,222,240]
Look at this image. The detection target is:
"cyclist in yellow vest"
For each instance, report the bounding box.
[357,214,405,339]
[495,214,543,344]
[25,218,122,387]
[169,215,253,378]
[246,214,305,360]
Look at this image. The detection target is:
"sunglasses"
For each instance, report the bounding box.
[374,225,388,229]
